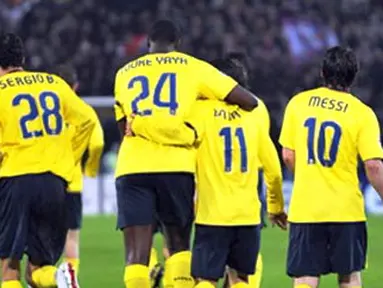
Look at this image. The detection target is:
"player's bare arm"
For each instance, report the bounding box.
[282,147,295,173]
[365,159,383,200]
[224,85,258,111]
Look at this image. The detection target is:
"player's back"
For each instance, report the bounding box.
[281,87,377,222]
[192,101,262,226]
[0,71,78,181]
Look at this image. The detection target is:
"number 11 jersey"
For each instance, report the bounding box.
[279,87,383,223]
[0,71,95,182]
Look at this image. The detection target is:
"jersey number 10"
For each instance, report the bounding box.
[129,73,178,116]
[13,92,63,139]
[220,127,248,172]
[304,117,342,167]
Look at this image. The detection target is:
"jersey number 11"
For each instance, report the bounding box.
[220,127,248,172]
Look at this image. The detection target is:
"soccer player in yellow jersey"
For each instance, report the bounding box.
[53,64,104,276]
[279,46,383,288]
[183,57,286,288]
[0,33,96,288]
[114,20,258,288]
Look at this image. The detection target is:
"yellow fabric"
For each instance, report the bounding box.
[114,51,237,177]
[124,265,150,288]
[166,251,194,288]
[64,258,80,275]
[248,254,263,288]
[149,247,159,272]
[67,111,104,192]
[194,281,215,288]
[1,281,23,288]
[187,101,283,225]
[231,282,249,288]
[0,71,95,182]
[163,259,172,288]
[31,265,57,287]
[279,87,383,222]
[295,285,312,288]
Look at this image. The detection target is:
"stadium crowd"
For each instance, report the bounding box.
[2,0,383,141]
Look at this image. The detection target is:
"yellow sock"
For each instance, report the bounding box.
[166,251,194,288]
[194,281,215,288]
[1,281,23,288]
[232,283,249,288]
[124,264,150,288]
[64,257,80,275]
[149,247,159,271]
[248,254,263,288]
[31,266,57,287]
[295,285,312,288]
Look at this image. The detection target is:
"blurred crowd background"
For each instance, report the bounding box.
[1,0,383,161]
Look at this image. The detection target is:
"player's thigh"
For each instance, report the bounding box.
[287,223,330,277]
[115,174,156,229]
[192,224,232,281]
[227,225,261,276]
[155,172,195,228]
[329,222,367,275]
[0,176,32,261]
[65,192,83,230]
[27,173,67,266]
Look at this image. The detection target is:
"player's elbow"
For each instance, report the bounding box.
[365,159,383,178]
[225,86,258,111]
[282,148,295,171]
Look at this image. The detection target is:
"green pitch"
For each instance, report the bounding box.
[77,216,382,287]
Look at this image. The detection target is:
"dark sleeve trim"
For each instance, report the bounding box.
[185,121,198,143]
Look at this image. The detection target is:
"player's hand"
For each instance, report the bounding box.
[268,212,288,230]
[125,114,136,137]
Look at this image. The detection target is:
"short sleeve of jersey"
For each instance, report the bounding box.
[279,98,296,150]
[197,60,238,101]
[114,69,125,121]
[357,107,383,161]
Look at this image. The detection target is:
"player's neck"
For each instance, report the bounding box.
[324,84,350,93]
[149,44,175,54]
[4,67,23,75]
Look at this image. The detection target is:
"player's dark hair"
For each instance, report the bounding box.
[148,20,180,44]
[0,33,24,69]
[322,46,358,90]
[210,57,249,88]
[52,64,78,87]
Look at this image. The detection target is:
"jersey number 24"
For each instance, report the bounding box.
[304,117,342,167]
[13,92,63,139]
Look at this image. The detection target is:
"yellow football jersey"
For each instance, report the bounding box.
[188,100,283,226]
[279,87,383,223]
[0,71,95,182]
[67,109,104,193]
[114,51,237,177]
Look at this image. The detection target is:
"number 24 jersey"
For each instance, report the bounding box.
[0,71,95,183]
[279,87,383,223]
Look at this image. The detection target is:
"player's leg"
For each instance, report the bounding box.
[191,225,232,288]
[329,222,367,288]
[0,176,31,288]
[226,225,261,287]
[287,223,329,288]
[25,173,77,288]
[156,172,195,288]
[63,192,83,275]
[149,221,165,288]
[116,174,157,288]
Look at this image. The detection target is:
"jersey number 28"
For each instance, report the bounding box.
[220,127,248,172]
[128,73,178,116]
[304,117,342,167]
[12,92,63,139]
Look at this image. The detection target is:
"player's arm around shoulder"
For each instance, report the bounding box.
[84,112,104,178]
[196,58,258,111]
[358,106,383,200]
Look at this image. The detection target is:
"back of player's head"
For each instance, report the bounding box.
[0,33,24,69]
[211,57,249,88]
[52,64,78,89]
[148,19,180,45]
[322,46,358,89]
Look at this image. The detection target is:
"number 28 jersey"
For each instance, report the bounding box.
[114,51,237,176]
[279,87,383,223]
[0,71,95,182]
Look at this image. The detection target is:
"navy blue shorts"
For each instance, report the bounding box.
[115,172,195,230]
[287,222,367,277]
[66,193,82,230]
[0,172,67,266]
[192,224,261,281]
